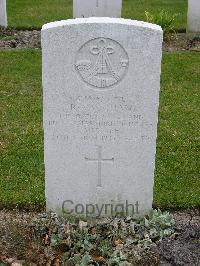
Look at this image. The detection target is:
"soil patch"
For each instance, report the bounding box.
[163,33,200,52]
[0,28,40,49]
[156,209,200,265]
[0,209,199,265]
[0,28,200,52]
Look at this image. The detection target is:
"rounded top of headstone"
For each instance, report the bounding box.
[42,17,162,33]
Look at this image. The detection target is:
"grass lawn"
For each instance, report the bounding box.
[0,49,199,209]
[0,50,44,207]
[7,0,187,30]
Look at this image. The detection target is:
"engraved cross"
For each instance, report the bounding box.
[85,146,114,187]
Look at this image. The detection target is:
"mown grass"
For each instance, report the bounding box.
[7,0,187,30]
[0,50,199,209]
[0,50,44,207]
[154,52,200,209]
[7,0,73,30]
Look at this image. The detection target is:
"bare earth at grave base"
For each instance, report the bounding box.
[0,28,200,52]
[0,209,199,265]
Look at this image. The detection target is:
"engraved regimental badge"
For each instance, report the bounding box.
[75,38,129,89]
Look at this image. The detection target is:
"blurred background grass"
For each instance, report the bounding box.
[7,0,187,30]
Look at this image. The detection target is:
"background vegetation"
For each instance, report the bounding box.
[7,0,187,30]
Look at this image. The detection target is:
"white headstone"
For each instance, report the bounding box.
[188,0,200,33]
[73,0,122,18]
[42,18,163,217]
[0,0,7,27]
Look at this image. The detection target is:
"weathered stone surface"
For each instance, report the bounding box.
[73,0,122,18]
[0,0,7,27]
[42,17,163,217]
[187,0,200,33]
